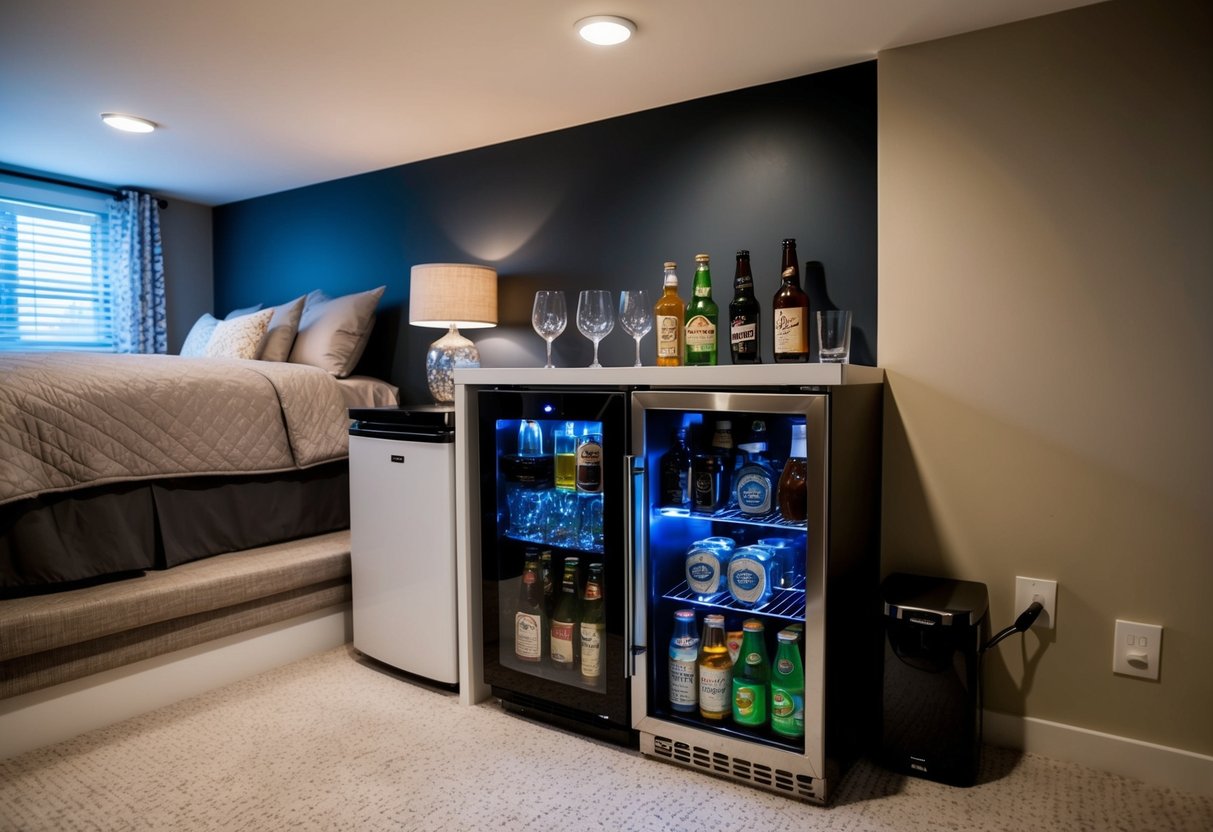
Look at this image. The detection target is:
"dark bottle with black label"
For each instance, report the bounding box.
[729,250,761,364]
[659,427,690,507]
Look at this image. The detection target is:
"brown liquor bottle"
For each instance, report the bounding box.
[772,238,809,363]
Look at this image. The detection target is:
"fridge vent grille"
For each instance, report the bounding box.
[651,735,821,802]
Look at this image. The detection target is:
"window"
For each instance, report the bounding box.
[0,190,114,352]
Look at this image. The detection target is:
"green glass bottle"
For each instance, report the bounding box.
[731,619,770,726]
[684,253,718,366]
[770,627,805,738]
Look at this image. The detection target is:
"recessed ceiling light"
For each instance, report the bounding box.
[576,15,636,46]
[100,113,157,133]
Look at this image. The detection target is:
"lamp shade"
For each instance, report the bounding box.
[408,263,497,328]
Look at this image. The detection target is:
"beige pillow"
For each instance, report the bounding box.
[259,295,307,362]
[205,308,274,359]
[288,286,384,377]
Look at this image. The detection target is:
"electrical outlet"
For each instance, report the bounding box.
[1014,576,1057,630]
[1113,620,1162,680]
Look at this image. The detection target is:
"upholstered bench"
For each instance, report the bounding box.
[0,531,351,700]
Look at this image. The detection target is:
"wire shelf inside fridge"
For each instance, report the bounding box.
[653,505,807,531]
[660,578,806,621]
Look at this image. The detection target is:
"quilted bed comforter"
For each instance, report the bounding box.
[0,352,350,506]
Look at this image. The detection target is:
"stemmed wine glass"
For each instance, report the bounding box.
[618,290,653,367]
[531,291,567,368]
[576,290,614,368]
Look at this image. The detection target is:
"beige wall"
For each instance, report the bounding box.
[879,0,1212,754]
[157,198,213,353]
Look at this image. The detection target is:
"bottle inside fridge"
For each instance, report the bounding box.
[643,403,812,754]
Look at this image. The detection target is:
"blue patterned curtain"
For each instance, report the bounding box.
[110,190,166,354]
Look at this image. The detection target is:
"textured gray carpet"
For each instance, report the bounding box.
[1,646,1209,831]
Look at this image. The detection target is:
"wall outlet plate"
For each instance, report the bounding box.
[1113,619,1162,680]
[1014,576,1057,630]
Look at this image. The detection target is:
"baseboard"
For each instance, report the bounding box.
[984,710,1213,799]
[0,604,352,761]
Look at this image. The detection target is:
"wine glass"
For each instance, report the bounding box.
[531,291,567,368]
[618,290,653,367]
[576,290,614,368]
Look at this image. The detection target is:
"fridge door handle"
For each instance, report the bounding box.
[624,454,645,678]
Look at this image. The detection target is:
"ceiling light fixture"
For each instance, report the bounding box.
[100,113,157,133]
[576,15,636,46]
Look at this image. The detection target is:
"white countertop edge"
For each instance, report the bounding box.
[455,363,883,387]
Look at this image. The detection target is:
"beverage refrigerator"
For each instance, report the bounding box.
[456,366,883,804]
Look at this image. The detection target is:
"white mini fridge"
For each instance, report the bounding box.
[349,405,458,686]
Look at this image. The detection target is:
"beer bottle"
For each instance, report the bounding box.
[729,250,761,364]
[658,427,690,507]
[540,549,555,619]
[514,556,544,663]
[697,613,732,720]
[575,430,603,493]
[777,420,808,523]
[654,261,684,366]
[684,254,718,366]
[579,562,605,685]
[772,238,809,362]
[770,628,805,738]
[550,557,581,670]
[668,609,699,713]
[732,619,770,726]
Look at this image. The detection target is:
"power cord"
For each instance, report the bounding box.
[981,601,1044,653]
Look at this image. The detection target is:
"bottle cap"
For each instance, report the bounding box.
[695,253,710,263]
[675,609,695,621]
[743,619,764,632]
[663,261,677,269]
[736,250,749,257]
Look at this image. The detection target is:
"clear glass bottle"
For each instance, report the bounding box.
[684,254,718,366]
[697,613,732,720]
[553,421,577,491]
[732,619,770,726]
[668,609,699,713]
[772,238,809,363]
[729,250,761,364]
[654,261,684,367]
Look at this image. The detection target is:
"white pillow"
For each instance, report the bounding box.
[288,286,384,377]
[180,313,220,357]
[259,295,307,362]
[205,308,275,359]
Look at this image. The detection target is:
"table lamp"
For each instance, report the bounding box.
[408,263,498,404]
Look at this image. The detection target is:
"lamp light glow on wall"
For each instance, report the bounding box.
[576,15,636,45]
[409,263,497,404]
[100,113,157,133]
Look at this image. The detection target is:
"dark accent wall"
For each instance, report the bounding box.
[214,62,876,403]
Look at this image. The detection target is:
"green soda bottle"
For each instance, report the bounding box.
[770,627,805,738]
[731,619,770,726]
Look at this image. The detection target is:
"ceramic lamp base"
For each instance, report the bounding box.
[426,325,479,404]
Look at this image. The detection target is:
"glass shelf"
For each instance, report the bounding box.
[660,578,806,621]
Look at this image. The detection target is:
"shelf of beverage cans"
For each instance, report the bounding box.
[661,576,807,620]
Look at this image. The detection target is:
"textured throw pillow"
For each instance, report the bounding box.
[225,303,263,320]
[179,313,220,357]
[205,308,275,359]
[259,295,307,362]
[288,286,385,377]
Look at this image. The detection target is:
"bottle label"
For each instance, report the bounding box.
[735,470,772,514]
[773,307,807,354]
[694,285,712,298]
[580,623,603,678]
[733,683,764,721]
[550,620,575,664]
[656,315,680,358]
[728,556,768,605]
[684,315,715,349]
[730,320,756,345]
[669,656,698,708]
[698,665,732,713]
[771,687,805,734]
[515,612,541,660]
[685,550,722,595]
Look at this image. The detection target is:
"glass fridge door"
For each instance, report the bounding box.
[478,389,630,733]
[631,390,828,779]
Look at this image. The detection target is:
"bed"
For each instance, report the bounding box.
[0,350,396,596]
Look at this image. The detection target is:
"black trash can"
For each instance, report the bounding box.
[879,572,989,787]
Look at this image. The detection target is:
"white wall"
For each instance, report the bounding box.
[879,0,1212,757]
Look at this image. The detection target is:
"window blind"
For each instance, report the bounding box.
[0,195,114,351]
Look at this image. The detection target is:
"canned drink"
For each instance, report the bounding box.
[759,537,800,589]
[685,537,734,600]
[726,545,782,608]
